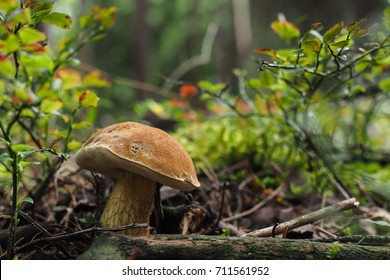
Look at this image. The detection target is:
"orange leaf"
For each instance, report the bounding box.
[254,48,277,59]
[22,43,45,53]
[170,98,188,109]
[55,68,81,90]
[179,84,198,99]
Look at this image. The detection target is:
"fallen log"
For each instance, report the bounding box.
[78,233,390,260]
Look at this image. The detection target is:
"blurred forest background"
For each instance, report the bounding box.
[52,0,388,127]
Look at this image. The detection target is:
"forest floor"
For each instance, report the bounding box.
[0,157,389,259]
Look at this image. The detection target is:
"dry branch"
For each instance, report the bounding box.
[244,198,359,237]
[223,183,286,223]
[162,23,219,90]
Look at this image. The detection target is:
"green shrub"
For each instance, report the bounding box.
[140,9,390,205]
[0,0,115,258]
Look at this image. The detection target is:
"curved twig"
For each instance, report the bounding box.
[244,197,359,237]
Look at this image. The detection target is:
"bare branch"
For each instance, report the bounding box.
[223,183,286,223]
[163,23,219,90]
[244,197,359,237]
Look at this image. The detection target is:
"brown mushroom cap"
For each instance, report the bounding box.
[75,122,200,191]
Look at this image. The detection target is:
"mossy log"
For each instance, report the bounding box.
[78,233,390,260]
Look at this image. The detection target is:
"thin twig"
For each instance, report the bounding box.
[14,223,148,254]
[17,210,51,236]
[78,62,177,98]
[223,183,286,223]
[312,224,338,238]
[17,210,72,258]
[163,23,219,90]
[243,197,358,237]
[199,156,221,187]
[215,181,228,226]
[218,221,247,236]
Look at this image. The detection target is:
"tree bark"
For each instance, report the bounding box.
[78,233,390,260]
[133,0,150,98]
[231,0,252,67]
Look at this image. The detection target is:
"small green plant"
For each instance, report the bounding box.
[327,243,342,259]
[0,0,115,259]
[221,227,231,236]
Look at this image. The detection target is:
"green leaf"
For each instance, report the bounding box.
[271,19,301,42]
[0,137,10,145]
[40,99,63,113]
[302,39,321,53]
[79,14,94,28]
[67,140,82,151]
[82,70,111,87]
[20,52,54,73]
[330,40,350,49]
[383,7,390,32]
[18,150,37,158]
[72,121,91,130]
[79,90,99,107]
[275,49,295,61]
[0,55,16,77]
[250,72,275,89]
[0,33,20,54]
[379,77,390,91]
[0,0,18,13]
[86,33,107,43]
[378,55,390,66]
[17,197,34,207]
[52,130,68,139]
[42,12,72,29]
[13,87,31,102]
[323,22,344,44]
[347,18,367,33]
[11,144,36,152]
[37,87,58,99]
[198,81,227,93]
[221,228,231,236]
[19,27,47,44]
[355,61,370,73]
[19,161,40,168]
[0,153,12,163]
[351,27,369,38]
[8,8,31,27]
[350,85,366,95]
[0,80,5,99]
[30,1,53,25]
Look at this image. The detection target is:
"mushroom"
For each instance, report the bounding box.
[75,122,200,236]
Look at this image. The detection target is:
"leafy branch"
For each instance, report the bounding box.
[193,10,390,199]
[0,1,115,259]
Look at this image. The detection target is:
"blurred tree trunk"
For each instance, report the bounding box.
[133,0,151,99]
[232,0,252,68]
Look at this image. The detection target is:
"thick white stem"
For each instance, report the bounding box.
[100,172,156,236]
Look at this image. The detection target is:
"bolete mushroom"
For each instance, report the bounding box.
[75,121,200,236]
